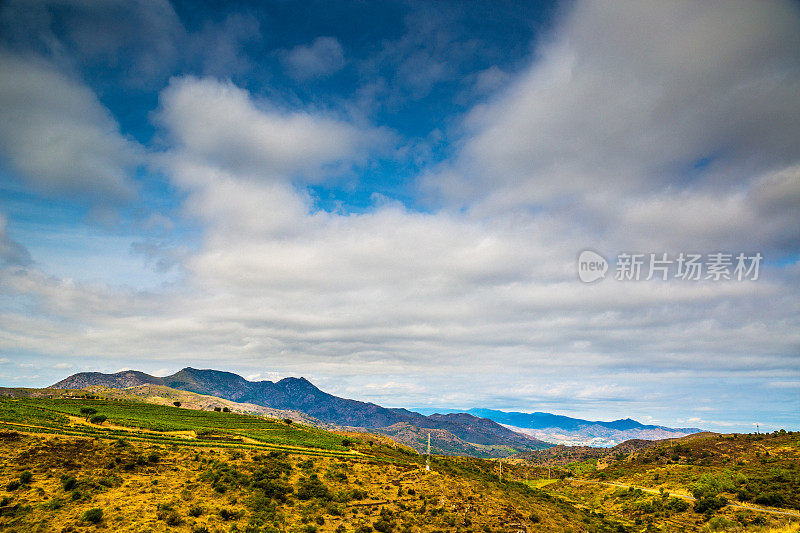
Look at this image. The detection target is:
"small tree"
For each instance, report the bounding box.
[80,407,97,420]
[173,401,181,408]
[283,418,293,425]
[214,407,222,412]
[222,407,231,413]
[90,415,107,425]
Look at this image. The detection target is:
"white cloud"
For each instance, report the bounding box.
[157,76,390,184]
[281,37,345,80]
[423,0,800,253]
[0,53,140,203]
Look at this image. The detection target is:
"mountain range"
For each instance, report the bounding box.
[51,367,702,452]
[51,367,550,457]
[421,408,703,447]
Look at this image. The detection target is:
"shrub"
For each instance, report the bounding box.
[43,497,65,510]
[19,471,32,484]
[188,505,204,517]
[148,453,160,463]
[61,474,77,490]
[705,516,736,531]
[754,492,785,506]
[374,519,393,532]
[222,407,231,413]
[665,497,690,512]
[6,480,20,491]
[296,474,332,501]
[89,414,107,425]
[157,503,183,526]
[694,496,727,514]
[214,407,222,412]
[283,418,292,425]
[82,508,103,523]
[219,507,241,520]
[173,401,181,407]
[98,475,119,488]
[193,526,211,533]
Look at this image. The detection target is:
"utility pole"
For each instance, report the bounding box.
[426,433,430,472]
[499,459,502,482]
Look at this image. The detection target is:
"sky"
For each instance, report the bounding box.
[0,0,798,433]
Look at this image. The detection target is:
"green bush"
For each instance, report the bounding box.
[156,503,183,526]
[61,474,77,490]
[694,496,727,514]
[374,519,394,532]
[296,474,332,501]
[219,507,242,521]
[19,471,32,484]
[82,507,103,523]
[665,497,690,512]
[6,480,20,491]
[89,414,107,424]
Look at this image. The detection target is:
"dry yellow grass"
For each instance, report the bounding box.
[0,432,585,532]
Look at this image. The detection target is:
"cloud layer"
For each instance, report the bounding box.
[0,0,798,431]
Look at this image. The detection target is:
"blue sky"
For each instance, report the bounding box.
[0,0,798,432]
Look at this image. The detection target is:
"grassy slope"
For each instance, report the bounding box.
[0,395,595,533]
[1,393,797,533]
[538,432,800,532]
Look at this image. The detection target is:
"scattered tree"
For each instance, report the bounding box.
[173,401,181,408]
[90,414,107,425]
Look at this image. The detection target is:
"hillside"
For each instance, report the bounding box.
[0,395,797,532]
[0,396,598,532]
[538,430,800,531]
[51,368,550,457]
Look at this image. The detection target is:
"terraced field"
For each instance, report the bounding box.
[0,397,355,457]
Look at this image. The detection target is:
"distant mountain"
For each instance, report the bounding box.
[462,408,702,447]
[51,368,550,456]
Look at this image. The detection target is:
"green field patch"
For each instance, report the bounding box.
[524,478,557,489]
